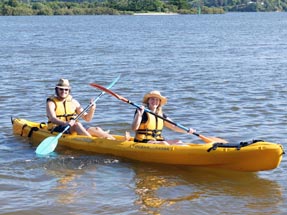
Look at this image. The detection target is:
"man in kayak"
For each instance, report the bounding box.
[131,90,195,145]
[46,78,115,139]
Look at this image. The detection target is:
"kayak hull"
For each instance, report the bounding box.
[12,118,284,172]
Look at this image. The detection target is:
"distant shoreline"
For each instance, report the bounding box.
[134,12,179,16]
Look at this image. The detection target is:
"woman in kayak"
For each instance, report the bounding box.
[46,78,115,139]
[131,90,195,145]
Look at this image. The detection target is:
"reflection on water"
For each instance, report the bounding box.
[131,163,283,214]
[42,155,120,206]
[0,147,284,214]
[50,170,79,205]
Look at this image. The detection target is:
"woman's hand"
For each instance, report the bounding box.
[90,99,96,110]
[136,106,145,116]
[188,128,196,134]
[68,118,76,127]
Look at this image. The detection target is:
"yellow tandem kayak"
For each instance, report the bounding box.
[11,117,284,172]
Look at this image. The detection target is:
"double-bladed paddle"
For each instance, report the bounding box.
[35,75,121,155]
[90,83,228,144]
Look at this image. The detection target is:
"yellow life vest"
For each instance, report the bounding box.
[135,112,164,142]
[47,95,77,130]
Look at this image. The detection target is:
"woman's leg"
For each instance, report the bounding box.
[147,140,170,145]
[87,127,115,140]
[71,122,92,136]
[147,140,183,145]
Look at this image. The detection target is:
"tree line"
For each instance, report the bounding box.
[0,0,286,16]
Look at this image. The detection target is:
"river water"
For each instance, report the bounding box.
[0,13,286,214]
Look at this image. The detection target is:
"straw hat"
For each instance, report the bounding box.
[56,79,71,89]
[142,90,167,106]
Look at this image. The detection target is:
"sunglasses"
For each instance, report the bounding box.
[58,88,69,92]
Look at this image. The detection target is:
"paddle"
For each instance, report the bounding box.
[90,83,228,144]
[35,75,121,155]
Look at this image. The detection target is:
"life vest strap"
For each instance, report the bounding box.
[56,113,77,118]
[137,129,162,138]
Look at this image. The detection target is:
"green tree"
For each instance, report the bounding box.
[7,0,19,7]
[168,0,189,9]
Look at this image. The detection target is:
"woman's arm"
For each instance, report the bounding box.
[164,118,195,134]
[131,106,145,131]
[76,99,96,122]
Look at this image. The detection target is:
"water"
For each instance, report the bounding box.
[0,13,287,214]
